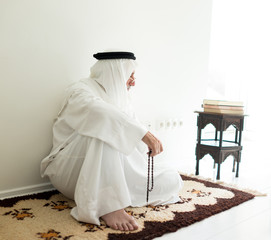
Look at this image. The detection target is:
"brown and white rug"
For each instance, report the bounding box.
[0,174,259,240]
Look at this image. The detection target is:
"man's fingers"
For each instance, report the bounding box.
[142,131,163,157]
[149,142,161,157]
[159,140,163,153]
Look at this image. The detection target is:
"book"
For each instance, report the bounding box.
[202,104,244,111]
[203,99,244,107]
[203,108,244,115]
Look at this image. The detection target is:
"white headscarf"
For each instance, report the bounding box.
[61,59,137,120]
[88,59,137,115]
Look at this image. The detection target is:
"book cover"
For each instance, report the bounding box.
[202,104,244,111]
[204,108,244,115]
[203,99,244,107]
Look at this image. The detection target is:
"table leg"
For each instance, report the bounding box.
[196,160,200,175]
[217,162,221,180]
[236,152,241,177]
[197,116,202,144]
[219,130,223,147]
[196,116,201,176]
[236,161,240,177]
[235,128,238,143]
[232,159,236,172]
[238,130,242,146]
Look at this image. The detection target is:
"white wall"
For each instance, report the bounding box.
[0,0,212,194]
[206,0,271,138]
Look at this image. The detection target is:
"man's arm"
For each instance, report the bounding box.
[62,90,148,155]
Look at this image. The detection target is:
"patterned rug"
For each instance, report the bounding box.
[0,174,258,240]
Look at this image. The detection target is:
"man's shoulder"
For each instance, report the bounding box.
[66,79,98,96]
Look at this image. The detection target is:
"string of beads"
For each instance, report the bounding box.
[146,150,154,206]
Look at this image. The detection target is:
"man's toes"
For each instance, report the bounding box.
[133,224,139,230]
[122,223,129,231]
[130,220,138,230]
[126,222,134,231]
[111,223,118,230]
[117,223,124,231]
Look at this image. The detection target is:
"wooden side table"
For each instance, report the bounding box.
[195,111,246,180]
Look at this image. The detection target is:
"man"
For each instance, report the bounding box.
[40,51,183,231]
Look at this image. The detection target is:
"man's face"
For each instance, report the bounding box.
[126,71,135,90]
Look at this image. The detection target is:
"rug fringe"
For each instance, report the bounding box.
[179,172,267,197]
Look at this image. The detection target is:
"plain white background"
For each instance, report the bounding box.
[0,0,213,193]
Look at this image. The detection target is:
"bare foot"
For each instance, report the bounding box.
[101,209,138,231]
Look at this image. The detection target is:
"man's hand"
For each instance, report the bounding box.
[126,71,136,90]
[142,131,163,157]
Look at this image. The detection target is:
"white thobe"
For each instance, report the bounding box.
[40,79,183,225]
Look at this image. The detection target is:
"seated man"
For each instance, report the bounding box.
[40,51,183,231]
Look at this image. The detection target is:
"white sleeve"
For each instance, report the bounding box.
[62,90,148,155]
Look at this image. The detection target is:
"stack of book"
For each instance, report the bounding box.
[202,99,244,115]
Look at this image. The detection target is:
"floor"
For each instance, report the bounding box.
[156,133,271,240]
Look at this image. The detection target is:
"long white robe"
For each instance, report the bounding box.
[40,78,183,225]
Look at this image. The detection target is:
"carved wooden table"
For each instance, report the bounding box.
[195,111,246,180]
